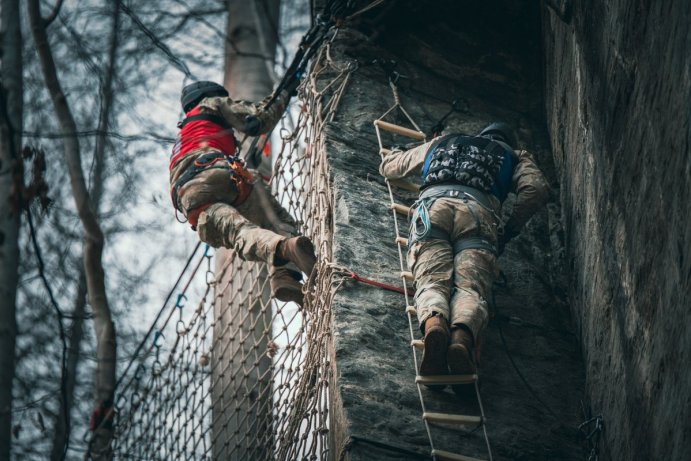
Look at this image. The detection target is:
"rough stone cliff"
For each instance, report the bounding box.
[313,0,690,459]
[319,1,586,459]
[543,1,691,459]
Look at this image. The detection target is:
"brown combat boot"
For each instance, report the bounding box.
[276,236,317,275]
[270,268,304,306]
[419,314,450,390]
[447,325,476,395]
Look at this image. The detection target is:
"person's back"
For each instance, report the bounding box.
[379,122,549,393]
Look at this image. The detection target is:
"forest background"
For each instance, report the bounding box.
[0,0,308,458]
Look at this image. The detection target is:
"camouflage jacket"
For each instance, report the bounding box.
[170,91,288,184]
[196,90,288,135]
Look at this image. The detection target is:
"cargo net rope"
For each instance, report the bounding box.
[109,41,354,461]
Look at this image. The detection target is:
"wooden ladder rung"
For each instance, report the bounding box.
[423,412,482,427]
[416,374,477,386]
[401,271,414,281]
[396,236,409,246]
[432,449,487,461]
[405,305,416,315]
[411,339,424,349]
[374,120,426,140]
[390,203,411,215]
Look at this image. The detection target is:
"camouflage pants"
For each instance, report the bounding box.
[197,184,295,264]
[171,150,297,266]
[407,197,499,342]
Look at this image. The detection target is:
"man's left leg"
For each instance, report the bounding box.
[235,179,316,303]
[409,239,454,382]
[448,249,496,382]
[198,202,314,304]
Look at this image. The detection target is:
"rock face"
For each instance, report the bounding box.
[320,1,586,459]
[542,1,691,460]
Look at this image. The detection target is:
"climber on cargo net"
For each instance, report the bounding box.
[169,81,316,305]
[379,122,549,392]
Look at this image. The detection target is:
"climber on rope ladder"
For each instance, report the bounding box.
[169,80,316,306]
[380,122,549,394]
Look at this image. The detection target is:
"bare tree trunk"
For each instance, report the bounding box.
[0,0,23,458]
[49,3,120,456]
[212,1,280,459]
[27,1,117,458]
[224,0,280,99]
[51,276,86,461]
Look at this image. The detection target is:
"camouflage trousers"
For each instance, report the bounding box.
[197,186,295,264]
[171,150,297,267]
[407,197,499,342]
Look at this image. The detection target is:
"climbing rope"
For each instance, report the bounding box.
[328,263,414,296]
[374,77,494,461]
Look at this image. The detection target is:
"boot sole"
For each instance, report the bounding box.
[447,344,476,396]
[420,327,449,391]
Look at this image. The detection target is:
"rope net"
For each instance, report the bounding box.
[111,39,354,460]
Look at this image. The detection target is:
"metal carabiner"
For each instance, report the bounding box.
[409,200,431,246]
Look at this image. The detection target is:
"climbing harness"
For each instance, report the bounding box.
[170,151,253,223]
[375,77,494,461]
[410,184,501,255]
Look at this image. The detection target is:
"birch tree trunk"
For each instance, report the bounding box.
[0,0,23,458]
[50,277,86,461]
[212,1,280,459]
[50,3,120,457]
[27,1,117,458]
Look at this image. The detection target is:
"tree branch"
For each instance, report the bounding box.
[43,0,64,28]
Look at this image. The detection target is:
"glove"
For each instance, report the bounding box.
[243,115,262,136]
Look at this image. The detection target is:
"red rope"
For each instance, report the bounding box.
[347,271,414,296]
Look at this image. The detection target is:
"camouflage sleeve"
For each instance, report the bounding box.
[199,90,289,135]
[379,140,435,180]
[503,149,550,236]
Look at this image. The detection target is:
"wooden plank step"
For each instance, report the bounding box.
[390,203,411,215]
[411,339,424,349]
[405,305,416,315]
[423,412,482,427]
[396,236,409,246]
[401,271,414,281]
[432,449,487,461]
[374,120,426,140]
[416,374,477,386]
